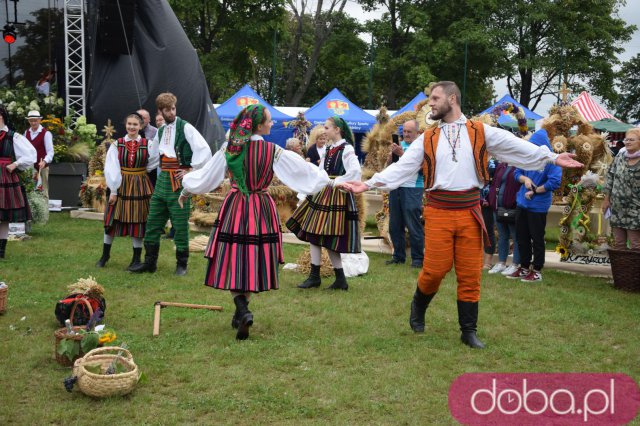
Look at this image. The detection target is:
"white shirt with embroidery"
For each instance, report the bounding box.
[366,114,558,191]
[147,119,212,170]
[104,135,158,192]
[182,135,330,195]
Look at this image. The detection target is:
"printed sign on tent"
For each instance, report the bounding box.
[236,96,260,109]
[327,100,350,115]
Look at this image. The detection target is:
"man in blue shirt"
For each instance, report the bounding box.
[386,120,425,268]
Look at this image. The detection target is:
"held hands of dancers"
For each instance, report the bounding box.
[336,181,371,194]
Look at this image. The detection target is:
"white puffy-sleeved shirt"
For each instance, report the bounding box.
[365,115,558,192]
[104,135,158,192]
[147,118,212,171]
[182,135,330,196]
[320,139,361,186]
[2,126,37,170]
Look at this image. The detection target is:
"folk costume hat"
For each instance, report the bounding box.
[331,115,354,146]
[226,104,266,195]
[27,110,43,119]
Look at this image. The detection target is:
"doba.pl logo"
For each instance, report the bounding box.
[449,373,640,425]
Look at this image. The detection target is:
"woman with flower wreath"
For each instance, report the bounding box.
[0,105,36,259]
[96,113,157,270]
[286,116,362,291]
[180,104,329,340]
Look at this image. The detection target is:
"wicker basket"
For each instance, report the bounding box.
[0,285,7,314]
[54,326,90,367]
[608,248,640,292]
[73,346,139,398]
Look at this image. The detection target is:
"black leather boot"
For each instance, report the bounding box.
[409,287,436,333]
[326,268,348,290]
[126,247,143,272]
[457,300,485,349]
[95,243,112,267]
[175,250,189,276]
[233,295,253,340]
[298,264,321,288]
[129,242,159,273]
[0,239,7,259]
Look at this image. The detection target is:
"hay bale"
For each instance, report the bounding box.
[189,235,210,252]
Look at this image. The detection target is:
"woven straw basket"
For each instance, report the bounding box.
[72,346,139,398]
[0,286,7,314]
[54,326,88,367]
[608,248,640,292]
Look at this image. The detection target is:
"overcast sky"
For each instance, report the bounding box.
[344,0,640,115]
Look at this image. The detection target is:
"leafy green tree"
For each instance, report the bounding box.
[615,54,640,122]
[485,0,634,111]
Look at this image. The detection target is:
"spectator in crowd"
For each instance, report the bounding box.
[36,70,54,96]
[285,137,305,157]
[137,109,158,141]
[480,158,497,269]
[602,128,640,250]
[506,129,562,282]
[306,125,328,166]
[385,119,425,268]
[155,112,165,128]
[487,161,522,276]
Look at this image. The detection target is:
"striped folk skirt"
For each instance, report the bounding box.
[204,189,283,293]
[0,158,31,223]
[103,169,153,237]
[286,185,361,253]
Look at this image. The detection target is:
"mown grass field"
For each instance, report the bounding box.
[0,212,638,425]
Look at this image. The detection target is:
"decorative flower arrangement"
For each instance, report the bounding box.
[0,81,65,133]
[42,114,98,163]
[79,181,107,208]
[490,102,529,136]
[17,169,49,224]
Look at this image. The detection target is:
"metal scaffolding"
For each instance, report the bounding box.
[64,0,85,118]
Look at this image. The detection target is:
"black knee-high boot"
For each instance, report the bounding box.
[298,264,321,288]
[95,243,112,267]
[127,247,143,271]
[409,287,436,333]
[0,239,7,259]
[233,295,253,340]
[326,268,348,290]
[129,242,159,273]
[457,300,485,349]
[175,250,188,276]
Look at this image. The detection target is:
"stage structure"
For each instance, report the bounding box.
[64,0,86,118]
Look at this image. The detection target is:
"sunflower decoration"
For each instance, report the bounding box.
[555,244,569,260]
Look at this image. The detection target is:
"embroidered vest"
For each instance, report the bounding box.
[421,120,488,190]
[116,137,149,168]
[25,127,48,169]
[157,117,193,167]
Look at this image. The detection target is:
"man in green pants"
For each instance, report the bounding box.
[131,93,212,275]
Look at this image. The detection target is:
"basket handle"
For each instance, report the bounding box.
[69,296,93,324]
[80,346,133,361]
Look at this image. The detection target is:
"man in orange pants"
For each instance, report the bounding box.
[343,81,582,349]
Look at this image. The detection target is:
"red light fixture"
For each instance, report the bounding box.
[3,24,16,44]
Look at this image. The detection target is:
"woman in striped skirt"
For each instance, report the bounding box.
[96,113,156,270]
[286,116,362,290]
[0,106,37,259]
[180,104,329,340]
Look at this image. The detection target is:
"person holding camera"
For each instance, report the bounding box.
[507,129,561,282]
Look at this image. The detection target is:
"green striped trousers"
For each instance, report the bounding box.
[144,171,191,251]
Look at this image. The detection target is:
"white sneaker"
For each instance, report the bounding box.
[501,264,519,276]
[488,263,506,274]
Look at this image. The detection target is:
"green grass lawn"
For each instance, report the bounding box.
[1,213,638,424]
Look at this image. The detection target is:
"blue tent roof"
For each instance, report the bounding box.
[215,84,294,147]
[304,88,376,133]
[391,92,428,117]
[480,94,543,127]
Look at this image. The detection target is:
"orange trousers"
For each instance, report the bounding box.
[417,206,483,302]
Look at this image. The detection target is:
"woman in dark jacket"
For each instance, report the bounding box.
[487,161,522,275]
